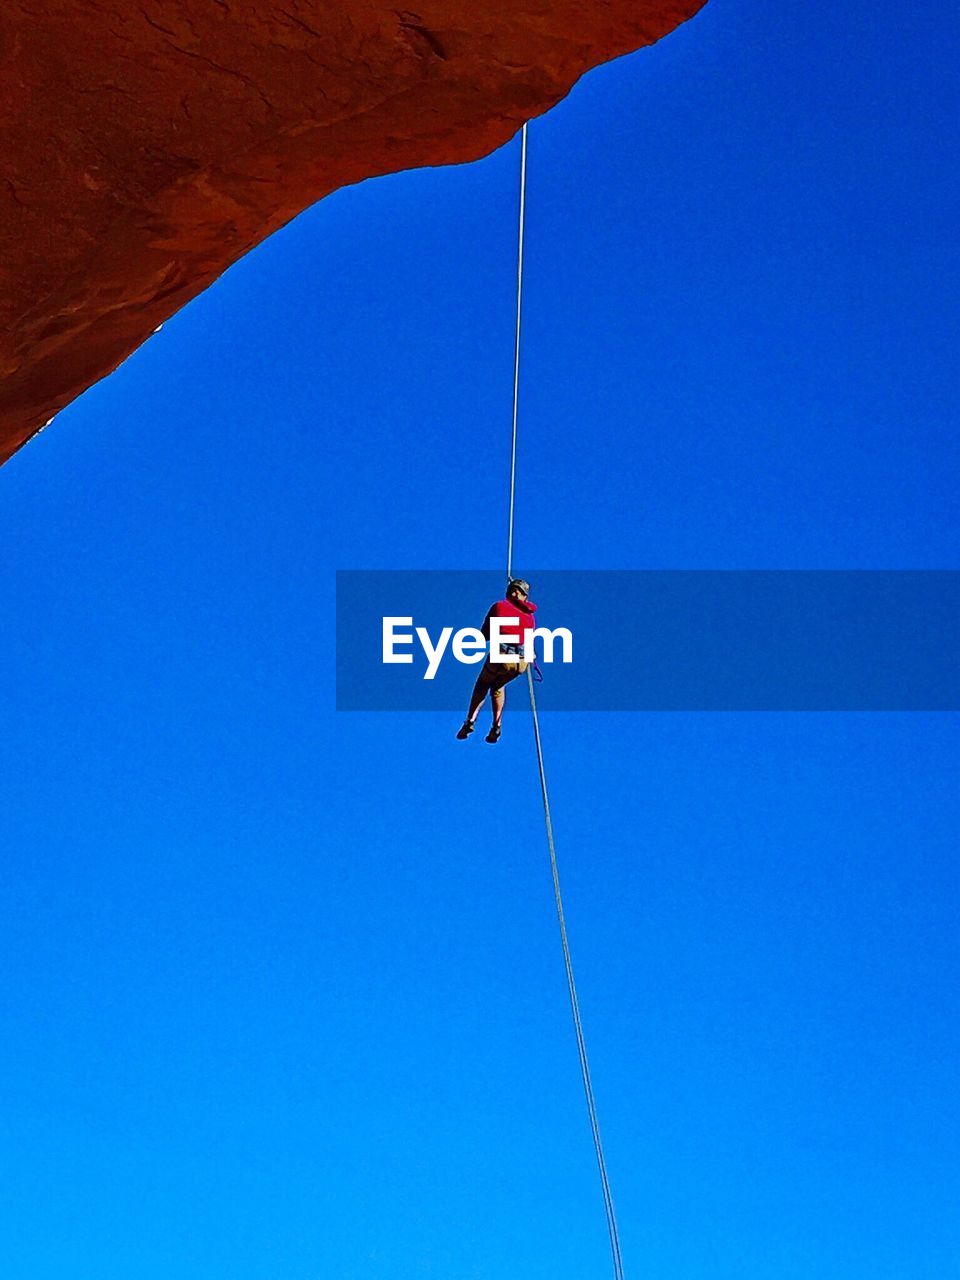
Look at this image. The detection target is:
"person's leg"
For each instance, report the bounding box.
[485,684,506,742]
[457,665,493,738]
[490,661,525,729]
[490,683,505,727]
[467,669,491,723]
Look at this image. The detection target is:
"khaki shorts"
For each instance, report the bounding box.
[478,656,528,691]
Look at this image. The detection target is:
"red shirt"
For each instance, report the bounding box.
[481,596,538,646]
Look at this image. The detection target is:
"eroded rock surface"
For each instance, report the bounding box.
[0,0,704,463]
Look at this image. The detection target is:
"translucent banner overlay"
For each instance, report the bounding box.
[336,571,959,711]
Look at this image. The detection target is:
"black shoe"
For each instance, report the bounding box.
[485,724,502,743]
[456,720,475,740]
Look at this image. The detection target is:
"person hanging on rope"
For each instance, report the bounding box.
[456,578,536,743]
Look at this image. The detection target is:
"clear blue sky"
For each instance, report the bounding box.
[2,1,958,1277]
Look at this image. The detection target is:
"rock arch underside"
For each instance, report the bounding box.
[0,0,704,465]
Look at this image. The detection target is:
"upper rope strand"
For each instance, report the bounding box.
[506,122,527,583]
[504,121,626,1280]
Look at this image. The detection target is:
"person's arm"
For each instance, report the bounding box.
[480,605,495,641]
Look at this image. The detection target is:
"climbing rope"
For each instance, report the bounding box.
[506,123,526,583]
[506,122,626,1280]
[526,677,625,1280]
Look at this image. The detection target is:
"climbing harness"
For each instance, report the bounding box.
[506,123,625,1280]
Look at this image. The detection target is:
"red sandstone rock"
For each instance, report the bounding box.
[0,0,704,464]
